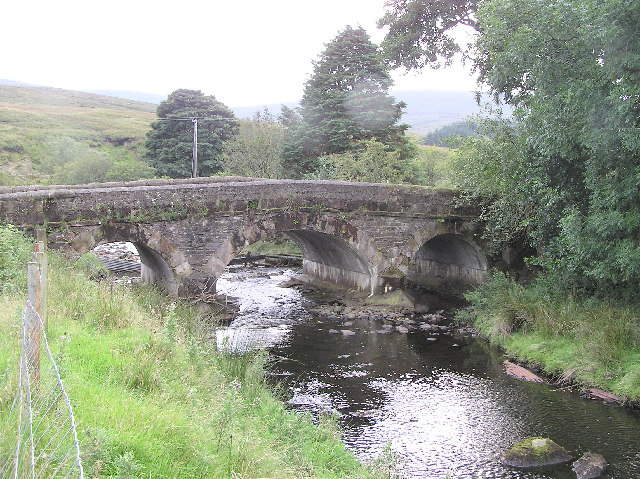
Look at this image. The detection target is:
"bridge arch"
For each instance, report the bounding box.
[69,222,191,296]
[407,233,488,293]
[206,211,379,292]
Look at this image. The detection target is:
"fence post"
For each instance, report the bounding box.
[34,228,48,333]
[27,261,41,387]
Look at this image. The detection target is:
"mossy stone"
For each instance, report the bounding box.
[501,437,572,468]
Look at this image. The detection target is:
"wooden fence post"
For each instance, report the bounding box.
[34,228,48,333]
[26,260,41,386]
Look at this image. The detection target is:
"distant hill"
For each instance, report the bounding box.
[393,90,488,135]
[1,79,494,134]
[87,89,167,105]
[0,78,38,87]
[26,81,485,135]
[0,81,499,185]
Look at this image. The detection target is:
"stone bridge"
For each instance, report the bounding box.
[0,177,491,297]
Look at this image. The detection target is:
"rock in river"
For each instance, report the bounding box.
[572,452,607,479]
[501,437,572,468]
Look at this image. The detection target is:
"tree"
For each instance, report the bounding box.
[378,0,478,69]
[222,109,285,178]
[281,26,409,178]
[385,0,640,298]
[144,89,238,178]
[423,119,479,147]
[308,139,412,183]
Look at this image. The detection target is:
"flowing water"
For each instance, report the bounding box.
[216,266,640,479]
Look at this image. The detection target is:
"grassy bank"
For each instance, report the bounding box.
[0,228,382,478]
[459,272,640,400]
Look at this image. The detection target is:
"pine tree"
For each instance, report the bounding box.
[282,26,407,178]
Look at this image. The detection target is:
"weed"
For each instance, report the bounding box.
[112,451,145,478]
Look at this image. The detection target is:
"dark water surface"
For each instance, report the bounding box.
[216,267,640,479]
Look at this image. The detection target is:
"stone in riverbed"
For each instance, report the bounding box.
[572,452,607,479]
[501,437,571,468]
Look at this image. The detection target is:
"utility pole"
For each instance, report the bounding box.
[192,117,198,178]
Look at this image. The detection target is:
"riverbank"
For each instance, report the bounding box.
[458,272,640,405]
[0,230,385,477]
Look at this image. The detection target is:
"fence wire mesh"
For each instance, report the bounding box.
[0,300,83,479]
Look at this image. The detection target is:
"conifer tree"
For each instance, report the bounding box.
[282,26,408,177]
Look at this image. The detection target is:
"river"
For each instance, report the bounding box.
[216,266,640,479]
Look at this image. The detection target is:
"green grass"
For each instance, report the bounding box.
[0,85,155,185]
[236,233,302,257]
[0,227,383,477]
[459,272,640,399]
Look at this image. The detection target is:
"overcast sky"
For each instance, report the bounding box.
[2,0,477,107]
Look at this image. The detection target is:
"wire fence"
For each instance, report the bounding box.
[0,299,84,478]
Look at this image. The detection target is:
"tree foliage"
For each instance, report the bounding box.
[144,89,238,178]
[222,109,285,179]
[474,0,640,297]
[307,139,413,184]
[39,136,155,184]
[423,119,479,147]
[378,0,478,69]
[383,0,640,298]
[281,26,410,178]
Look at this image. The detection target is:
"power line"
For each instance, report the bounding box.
[154,116,235,177]
[155,117,234,121]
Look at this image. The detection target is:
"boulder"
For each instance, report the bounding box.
[364,290,415,309]
[503,361,545,383]
[501,437,572,468]
[572,452,607,479]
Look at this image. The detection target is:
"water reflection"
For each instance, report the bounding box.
[216,267,640,478]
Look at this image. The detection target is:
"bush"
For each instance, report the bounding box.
[106,158,156,182]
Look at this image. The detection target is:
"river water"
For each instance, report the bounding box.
[216,266,640,479]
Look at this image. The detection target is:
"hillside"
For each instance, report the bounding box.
[0,85,155,185]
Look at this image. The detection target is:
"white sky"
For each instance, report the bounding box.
[2,0,477,107]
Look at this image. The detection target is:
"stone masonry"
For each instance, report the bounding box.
[0,177,489,296]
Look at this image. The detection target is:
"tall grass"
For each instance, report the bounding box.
[460,272,640,398]
[0,225,381,478]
